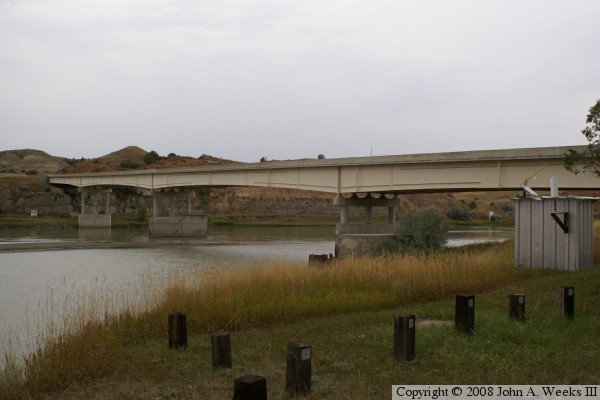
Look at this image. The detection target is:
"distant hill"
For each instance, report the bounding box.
[0,149,68,174]
[62,146,236,173]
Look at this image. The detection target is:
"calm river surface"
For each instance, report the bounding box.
[0,225,513,361]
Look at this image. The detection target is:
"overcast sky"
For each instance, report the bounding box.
[1,0,599,162]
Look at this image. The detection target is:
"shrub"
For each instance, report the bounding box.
[137,207,147,221]
[389,209,448,253]
[447,206,471,221]
[144,151,162,165]
[120,160,139,169]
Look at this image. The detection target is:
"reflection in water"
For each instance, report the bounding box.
[0,225,512,362]
[446,226,513,247]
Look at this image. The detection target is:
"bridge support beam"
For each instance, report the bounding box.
[334,194,398,258]
[78,188,112,229]
[149,190,207,237]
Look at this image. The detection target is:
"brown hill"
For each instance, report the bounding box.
[62,147,236,173]
[0,149,68,175]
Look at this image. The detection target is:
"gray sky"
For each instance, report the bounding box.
[1,0,599,162]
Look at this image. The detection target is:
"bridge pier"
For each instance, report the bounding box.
[149,190,207,237]
[78,188,112,229]
[334,194,398,258]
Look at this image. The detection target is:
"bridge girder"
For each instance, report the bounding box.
[47,146,600,194]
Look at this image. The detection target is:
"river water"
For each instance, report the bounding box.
[0,225,513,362]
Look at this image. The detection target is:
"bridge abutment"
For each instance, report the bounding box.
[334,194,398,258]
[149,190,207,237]
[78,188,112,229]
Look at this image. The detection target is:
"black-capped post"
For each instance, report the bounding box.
[455,294,475,334]
[285,341,312,397]
[393,314,416,362]
[557,286,575,318]
[233,375,267,400]
[168,313,187,349]
[508,294,526,321]
[211,332,232,368]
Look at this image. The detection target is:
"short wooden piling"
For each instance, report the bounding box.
[168,313,187,349]
[233,375,267,400]
[455,294,475,334]
[308,253,334,266]
[285,341,312,397]
[393,314,416,362]
[211,332,232,368]
[508,294,526,321]
[557,286,575,318]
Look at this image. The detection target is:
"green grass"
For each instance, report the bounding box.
[0,216,78,229]
[0,215,147,229]
[1,240,599,399]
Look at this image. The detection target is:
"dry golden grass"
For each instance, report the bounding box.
[154,241,535,334]
[1,233,591,397]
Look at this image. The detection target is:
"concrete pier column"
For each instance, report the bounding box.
[81,191,86,214]
[153,193,159,218]
[187,191,194,215]
[78,188,112,229]
[149,189,207,237]
[341,206,349,224]
[333,194,399,258]
[170,194,176,217]
[388,206,396,224]
[365,206,373,224]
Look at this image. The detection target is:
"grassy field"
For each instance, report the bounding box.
[1,235,599,398]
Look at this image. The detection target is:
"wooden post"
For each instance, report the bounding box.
[211,332,232,368]
[233,375,267,400]
[557,287,575,318]
[168,313,187,349]
[393,314,416,361]
[508,294,526,321]
[455,294,475,334]
[285,341,311,397]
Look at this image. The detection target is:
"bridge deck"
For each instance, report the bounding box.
[48,146,600,194]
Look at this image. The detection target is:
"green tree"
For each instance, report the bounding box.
[144,150,162,165]
[564,99,600,176]
[389,209,448,253]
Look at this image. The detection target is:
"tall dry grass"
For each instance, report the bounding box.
[0,277,163,396]
[0,238,572,396]
[155,241,537,333]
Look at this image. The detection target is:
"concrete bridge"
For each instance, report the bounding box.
[48,145,600,257]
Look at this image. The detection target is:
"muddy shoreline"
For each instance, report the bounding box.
[0,240,237,252]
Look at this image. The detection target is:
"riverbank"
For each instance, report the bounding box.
[3,236,598,398]
[0,215,341,229]
[2,248,598,399]
[0,214,512,229]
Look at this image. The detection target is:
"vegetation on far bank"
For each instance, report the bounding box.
[0,213,513,230]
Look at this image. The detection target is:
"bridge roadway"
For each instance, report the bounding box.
[48,145,600,194]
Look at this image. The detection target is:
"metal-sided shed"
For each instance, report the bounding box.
[513,196,596,270]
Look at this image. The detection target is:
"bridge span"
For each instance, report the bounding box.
[48,145,600,194]
[47,145,600,258]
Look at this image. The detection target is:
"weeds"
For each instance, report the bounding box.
[0,232,597,398]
